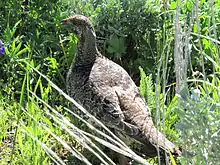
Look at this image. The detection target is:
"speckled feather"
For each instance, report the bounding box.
[62,15,179,157]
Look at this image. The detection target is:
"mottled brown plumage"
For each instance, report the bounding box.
[62,15,179,158]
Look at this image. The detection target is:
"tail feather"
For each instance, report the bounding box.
[116,91,180,156]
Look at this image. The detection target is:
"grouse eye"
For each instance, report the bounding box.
[72,27,80,36]
[61,19,69,25]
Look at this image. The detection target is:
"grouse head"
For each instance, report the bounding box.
[61,15,96,40]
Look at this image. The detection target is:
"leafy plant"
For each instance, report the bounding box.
[1,0,220,164]
[139,67,179,142]
[176,87,220,164]
[106,35,126,59]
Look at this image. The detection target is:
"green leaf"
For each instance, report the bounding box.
[186,1,192,11]
[193,24,197,33]
[5,47,10,56]
[107,36,126,59]
[16,47,29,56]
[169,150,177,165]
[107,46,115,53]
[139,66,155,111]
[11,36,20,53]
[14,42,22,55]
[202,39,210,50]
[13,20,22,30]
[17,134,24,152]
[170,2,177,10]
[10,20,21,37]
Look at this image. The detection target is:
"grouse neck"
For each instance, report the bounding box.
[74,32,99,67]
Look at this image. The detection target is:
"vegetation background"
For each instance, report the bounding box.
[0,0,219,164]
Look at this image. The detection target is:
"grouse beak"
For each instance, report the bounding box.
[61,18,79,36]
[61,19,68,25]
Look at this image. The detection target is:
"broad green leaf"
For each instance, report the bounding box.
[202,39,209,50]
[186,1,192,11]
[170,2,176,10]
[107,36,126,58]
[107,46,115,53]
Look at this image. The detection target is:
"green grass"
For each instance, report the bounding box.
[0,0,220,164]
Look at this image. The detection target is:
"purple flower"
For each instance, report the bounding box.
[0,40,5,55]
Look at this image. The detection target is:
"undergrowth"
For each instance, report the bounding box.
[0,0,220,165]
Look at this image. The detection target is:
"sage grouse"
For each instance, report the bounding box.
[61,15,179,159]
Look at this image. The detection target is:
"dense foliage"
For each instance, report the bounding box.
[0,0,219,164]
